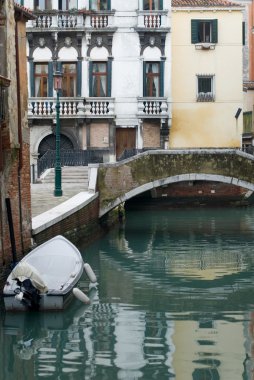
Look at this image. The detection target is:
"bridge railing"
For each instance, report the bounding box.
[35,149,109,180]
[117,148,157,161]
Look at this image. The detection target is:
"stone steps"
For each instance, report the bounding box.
[40,166,89,186]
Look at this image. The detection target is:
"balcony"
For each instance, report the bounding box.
[137,97,168,118]
[84,98,115,118]
[28,97,115,119]
[136,10,170,31]
[26,10,86,31]
[28,97,84,118]
[84,11,115,30]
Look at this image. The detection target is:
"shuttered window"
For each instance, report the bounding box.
[197,75,215,102]
[191,19,218,44]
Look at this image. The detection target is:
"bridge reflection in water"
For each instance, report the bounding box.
[2,207,254,379]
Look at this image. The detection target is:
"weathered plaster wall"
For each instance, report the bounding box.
[171,9,243,148]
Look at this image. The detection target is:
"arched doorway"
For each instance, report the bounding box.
[38,133,74,158]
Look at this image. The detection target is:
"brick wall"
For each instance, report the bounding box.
[0,4,32,286]
[32,196,116,249]
[153,181,248,204]
[143,121,160,148]
[90,122,109,148]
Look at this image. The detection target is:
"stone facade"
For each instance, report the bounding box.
[0,2,34,284]
[21,0,172,172]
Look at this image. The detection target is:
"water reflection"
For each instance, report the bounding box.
[1,208,254,379]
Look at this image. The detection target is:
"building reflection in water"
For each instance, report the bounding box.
[2,208,254,379]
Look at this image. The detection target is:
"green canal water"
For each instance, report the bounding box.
[1,207,254,379]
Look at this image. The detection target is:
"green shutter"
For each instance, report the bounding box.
[48,61,53,97]
[143,62,146,97]
[211,19,218,43]
[107,0,111,10]
[89,62,93,97]
[191,19,199,44]
[77,60,82,97]
[159,61,164,97]
[107,59,112,97]
[159,0,163,10]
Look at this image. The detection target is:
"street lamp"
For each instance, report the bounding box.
[53,70,63,197]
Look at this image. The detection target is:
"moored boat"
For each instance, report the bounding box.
[3,235,85,311]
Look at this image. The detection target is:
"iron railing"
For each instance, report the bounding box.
[36,149,108,179]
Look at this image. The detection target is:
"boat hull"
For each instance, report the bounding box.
[3,235,84,311]
[4,291,74,311]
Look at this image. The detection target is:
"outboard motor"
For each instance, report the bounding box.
[14,278,41,310]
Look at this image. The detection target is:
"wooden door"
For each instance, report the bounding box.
[116,128,136,159]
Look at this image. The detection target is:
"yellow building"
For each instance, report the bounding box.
[171,0,244,148]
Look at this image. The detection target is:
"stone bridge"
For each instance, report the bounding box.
[88,149,254,217]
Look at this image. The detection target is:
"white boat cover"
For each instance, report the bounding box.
[11,263,48,294]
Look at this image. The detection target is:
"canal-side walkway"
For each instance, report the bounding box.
[31,183,96,236]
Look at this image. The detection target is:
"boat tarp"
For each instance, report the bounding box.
[11,263,48,293]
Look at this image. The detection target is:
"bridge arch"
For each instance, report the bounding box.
[90,149,254,217]
[99,173,254,216]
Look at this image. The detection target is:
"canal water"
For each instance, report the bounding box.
[1,207,254,379]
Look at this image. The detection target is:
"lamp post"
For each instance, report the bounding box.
[53,70,63,197]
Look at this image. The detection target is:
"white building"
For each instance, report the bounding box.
[21,0,171,173]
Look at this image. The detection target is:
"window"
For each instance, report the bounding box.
[58,0,77,10]
[197,75,215,102]
[191,19,218,44]
[90,0,108,11]
[144,62,160,97]
[143,0,162,10]
[34,64,48,97]
[62,63,77,97]
[91,62,107,97]
[34,0,52,10]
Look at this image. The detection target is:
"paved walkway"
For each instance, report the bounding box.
[31,183,88,218]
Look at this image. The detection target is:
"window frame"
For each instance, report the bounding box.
[61,62,77,98]
[143,0,163,10]
[90,0,109,11]
[191,19,218,44]
[34,0,52,10]
[196,74,215,102]
[144,61,161,97]
[58,0,77,11]
[90,61,108,97]
[34,63,48,98]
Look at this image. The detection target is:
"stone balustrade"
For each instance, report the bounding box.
[137,97,168,117]
[27,11,85,29]
[84,98,115,117]
[137,10,170,29]
[28,97,115,118]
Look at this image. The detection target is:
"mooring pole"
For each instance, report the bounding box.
[5,198,17,266]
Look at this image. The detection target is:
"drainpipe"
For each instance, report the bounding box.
[15,20,24,255]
